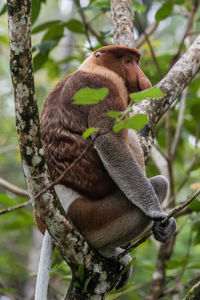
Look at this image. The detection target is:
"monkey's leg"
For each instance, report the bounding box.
[149,175,169,203]
[58,182,169,289]
[67,189,152,250]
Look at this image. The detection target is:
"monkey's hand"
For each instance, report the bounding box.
[152,217,177,243]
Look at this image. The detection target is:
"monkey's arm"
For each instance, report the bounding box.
[93,131,166,220]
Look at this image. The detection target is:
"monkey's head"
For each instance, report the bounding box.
[93,45,152,93]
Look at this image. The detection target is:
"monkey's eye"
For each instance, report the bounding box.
[124,56,132,64]
[96,52,101,58]
[135,56,140,64]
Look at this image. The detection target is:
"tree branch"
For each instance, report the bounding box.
[111,0,135,47]
[171,87,188,159]
[136,22,158,48]
[0,199,32,215]
[184,280,200,300]
[75,0,107,46]
[118,189,200,259]
[7,1,120,298]
[0,177,29,198]
[134,35,200,159]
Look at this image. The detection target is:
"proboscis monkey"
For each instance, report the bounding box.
[35,45,176,299]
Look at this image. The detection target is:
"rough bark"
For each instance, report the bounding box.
[6,0,200,298]
[134,35,200,158]
[184,281,200,300]
[7,0,120,299]
[111,0,135,47]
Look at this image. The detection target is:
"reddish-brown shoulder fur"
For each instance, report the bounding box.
[40,68,128,199]
[40,46,150,200]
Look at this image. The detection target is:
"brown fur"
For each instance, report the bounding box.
[36,47,176,293]
[40,46,151,201]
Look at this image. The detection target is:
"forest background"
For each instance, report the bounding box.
[0,0,200,299]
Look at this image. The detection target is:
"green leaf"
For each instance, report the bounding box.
[113,114,148,133]
[33,52,49,72]
[121,257,136,276]
[106,108,133,119]
[74,281,81,288]
[64,20,85,34]
[106,111,121,119]
[189,199,200,212]
[77,265,84,281]
[167,258,187,269]
[31,0,41,25]
[82,128,99,139]
[73,88,109,105]
[32,20,62,34]
[155,2,173,21]
[0,4,7,15]
[42,24,64,41]
[108,281,135,296]
[83,277,92,292]
[130,87,164,102]
[0,35,9,45]
[33,40,58,54]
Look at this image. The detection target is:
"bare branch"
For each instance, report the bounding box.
[0,199,32,215]
[163,189,200,224]
[145,237,176,300]
[75,0,107,46]
[171,87,188,159]
[134,35,200,127]
[169,0,199,68]
[0,144,17,154]
[135,12,163,78]
[33,133,100,202]
[184,280,200,300]
[136,22,158,48]
[0,177,29,198]
[118,189,200,259]
[170,124,200,205]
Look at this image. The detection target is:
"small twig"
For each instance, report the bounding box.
[136,22,158,48]
[0,177,29,198]
[0,144,17,154]
[75,0,107,47]
[175,226,193,286]
[135,12,164,78]
[162,189,200,224]
[171,87,188,160]
[118,189,200,259]
[165,110,174,200]
[169,0,199,68]
[170,124,200,205]
[186,31,200,36]
[162,273,200,298]
[118,231,152,259]
[0,199,32,215]
[33,133,101,202]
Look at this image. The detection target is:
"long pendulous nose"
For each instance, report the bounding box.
[138,69,152,91]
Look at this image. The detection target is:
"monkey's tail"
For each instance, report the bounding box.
[35,230,54,300]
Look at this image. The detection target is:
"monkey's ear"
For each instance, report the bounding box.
[95,52,101,58]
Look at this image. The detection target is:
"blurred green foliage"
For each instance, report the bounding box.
[0,0,200,299]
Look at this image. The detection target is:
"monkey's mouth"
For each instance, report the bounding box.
[128,85,142,93]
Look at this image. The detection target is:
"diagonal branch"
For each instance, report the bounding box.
[0,177,29,198]
[118,189,200,259]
